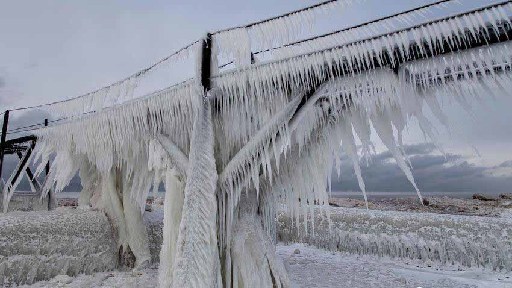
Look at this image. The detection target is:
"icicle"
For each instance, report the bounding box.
[371,111,423,203]
[339,119,368,209]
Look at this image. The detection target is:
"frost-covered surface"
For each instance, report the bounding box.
[278,206,512,271]
[0,208,117,286]
[279,243,512,288]
[147,205,512,272]
[0,206,162,287]
[3,194,49,213]
[21,243,512,288]
[3,206,512,287]
[144,205,165,264]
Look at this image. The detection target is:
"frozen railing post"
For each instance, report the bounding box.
[0,111,9,182]
[167,32,221,288]
[44,118,56,210]
[0,110,9,210]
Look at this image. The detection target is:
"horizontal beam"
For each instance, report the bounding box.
[3,135,37,147]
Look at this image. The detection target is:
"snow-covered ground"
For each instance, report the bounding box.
[0,208,116,286]
[278,206,512,271]
[3,203,512,287]
[21,243,512,288]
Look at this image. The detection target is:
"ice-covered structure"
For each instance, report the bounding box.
[0,209,117,285]
[3,0,512,287]
[277,207,512,271]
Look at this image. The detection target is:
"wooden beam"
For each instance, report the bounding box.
[3,135,37,147]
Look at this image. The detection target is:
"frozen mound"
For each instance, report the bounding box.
[144,208,164,264]
[4,194,49,213]
[277,207,512,271]
[0,208,117,286]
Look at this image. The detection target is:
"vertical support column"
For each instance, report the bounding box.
[44,118,56,210]
[168,33,221,288]
[0,110,10,189]
[44,119,49,176]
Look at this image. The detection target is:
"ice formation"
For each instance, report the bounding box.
[277,207,512,271]
[0,209,117,285]
[4,0,511,287]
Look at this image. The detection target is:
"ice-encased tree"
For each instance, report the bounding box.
[19,2,512,287]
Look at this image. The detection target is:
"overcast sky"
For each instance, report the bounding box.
[1,0,511,193]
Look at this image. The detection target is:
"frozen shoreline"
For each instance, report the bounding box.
[329,195,512,217]
[21,243,512,288]
[2,201,512,286]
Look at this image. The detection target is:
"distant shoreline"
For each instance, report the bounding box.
[330,191,509,199]
[29,190,510,200]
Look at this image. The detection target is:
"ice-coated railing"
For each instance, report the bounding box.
[0,209,116,285]
[277,207,512,271]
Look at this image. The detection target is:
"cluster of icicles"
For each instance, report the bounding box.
[270,1,512,59]
[21,39,512,247]
[2,0,512,287]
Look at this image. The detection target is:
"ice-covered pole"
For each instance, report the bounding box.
[0,110,9,211]
[163,33,222,288]
[0,111,9,186]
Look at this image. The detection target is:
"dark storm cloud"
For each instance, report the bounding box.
[332,143,512,193]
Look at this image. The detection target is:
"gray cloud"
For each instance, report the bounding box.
[332,143,512,193]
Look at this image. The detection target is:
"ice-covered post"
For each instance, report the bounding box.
[165,33,222,288]
[44,118,57,210]
[0,111,9,181]
[0,110,9,209]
